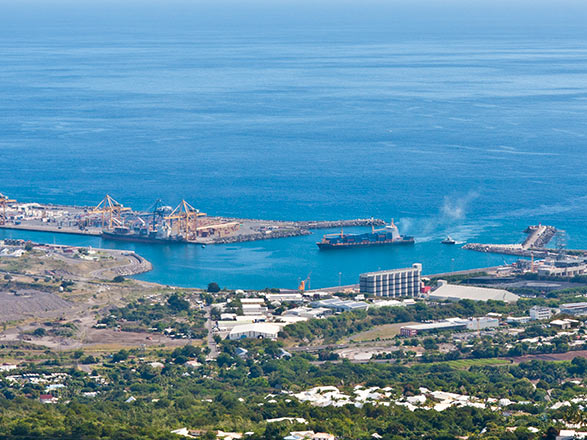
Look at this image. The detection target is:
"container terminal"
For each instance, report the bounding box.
[0,192,384,246]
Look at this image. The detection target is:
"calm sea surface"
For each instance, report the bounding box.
[0,2,586,288]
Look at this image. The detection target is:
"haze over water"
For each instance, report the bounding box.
[0,0,586,289]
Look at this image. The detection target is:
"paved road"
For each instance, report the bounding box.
[205,306,219,360]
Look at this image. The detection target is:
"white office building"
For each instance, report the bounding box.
[359,263,422,297]
[529,306,555,321]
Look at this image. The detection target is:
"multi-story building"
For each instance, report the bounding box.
[360,263,422,297]
[529,306,555,321]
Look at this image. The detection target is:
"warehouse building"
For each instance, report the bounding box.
[560,302,587,316]
[428,280,519,303]
[359,263,422,297]
[228,323,281,340]
[400,316,499,336]
[311,298,369,312]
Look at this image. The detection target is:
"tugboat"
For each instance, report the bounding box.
[317,219,414,249]
[441,236,456,245]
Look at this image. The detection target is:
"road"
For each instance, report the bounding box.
[205,306,219,360]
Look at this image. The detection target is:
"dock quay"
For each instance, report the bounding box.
[0,193,386,246]
[462,224,585,257]
[293,218,385,229]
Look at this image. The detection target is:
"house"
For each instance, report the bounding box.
[0,364,17,372]
[556,430,587,440]
[285,431,335,440]
[235,347,249,358]
[39,394,58,404]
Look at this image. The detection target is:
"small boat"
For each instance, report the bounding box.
[201,244,206,248]
[441,236,456,245]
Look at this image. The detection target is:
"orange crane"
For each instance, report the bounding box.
[164,200,206,240]
[91,195,131,230]
[0,193,16,225]
[298,271,312,292]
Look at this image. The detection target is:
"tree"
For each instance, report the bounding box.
[33,327,46,337]
[167,293,190,312]
[112,275,125,283]
[207,282,220,293]
[112,350,129,363]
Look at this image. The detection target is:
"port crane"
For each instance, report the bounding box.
[91,195,131,230]
[146,199,170,230]
[0,193,16,225]
[298,271,312,292]
[164,200,206,240]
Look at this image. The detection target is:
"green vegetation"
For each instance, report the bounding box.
[97,293,206,339]
[0,342,584,440]
[281,299,546,344]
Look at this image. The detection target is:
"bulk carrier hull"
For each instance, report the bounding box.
[101,231,185,244]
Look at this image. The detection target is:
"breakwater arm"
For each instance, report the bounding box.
[463,224,571,257]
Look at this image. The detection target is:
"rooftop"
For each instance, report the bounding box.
[430,283,519,303]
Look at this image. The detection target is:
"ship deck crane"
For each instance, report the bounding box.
[91,195,131,230]
[0,193,16,225]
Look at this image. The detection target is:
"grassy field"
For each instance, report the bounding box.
[343,322,419,343]
[435,358,512,369]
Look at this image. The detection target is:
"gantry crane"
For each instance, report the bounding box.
[164,200,206,240]
[91,195,131,230]
[0,193,16,225]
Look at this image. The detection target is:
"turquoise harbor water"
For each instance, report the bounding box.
[0,1,586,289]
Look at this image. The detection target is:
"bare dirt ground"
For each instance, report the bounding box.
[0,246,203,353]
[0,290,72,322]
[508,350,587,363]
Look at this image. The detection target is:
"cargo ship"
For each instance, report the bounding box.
[101,226,184,244]
[317,220,414,249]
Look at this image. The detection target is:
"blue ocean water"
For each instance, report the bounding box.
[0,1,586,289]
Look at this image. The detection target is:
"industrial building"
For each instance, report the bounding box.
[536,257,587,277]
[428,281,519,303]
[311,298,369,312]
[265,293,304,303]
[359,263,422,297]
[560,302,587,316]
[400,317,499,336]
[228,323,281,340]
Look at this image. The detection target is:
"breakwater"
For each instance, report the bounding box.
[463,224,569,257]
